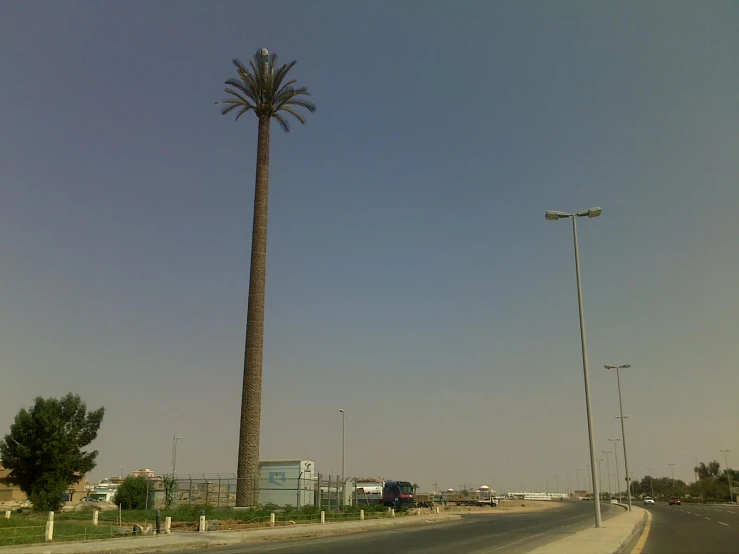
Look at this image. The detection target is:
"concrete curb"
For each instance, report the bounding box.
[1,514,463,554]
[526,505,647,554]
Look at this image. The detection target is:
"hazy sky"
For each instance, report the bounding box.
[1,1,737,494]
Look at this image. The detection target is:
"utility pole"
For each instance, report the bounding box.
[720,450,733,503]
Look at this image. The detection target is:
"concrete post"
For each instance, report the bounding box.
[270,513,275,527]
[320,511,325,523]
[435,506,440,514]
[45,511,54,541]
[199,508,206,533]
[391,508,395,517]
[165,516,172,534]
[92,510,99,526]
[360,509,364,521]
[4,511,10,519]
[387,507,392,516]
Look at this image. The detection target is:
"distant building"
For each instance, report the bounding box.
[0,464,90,502]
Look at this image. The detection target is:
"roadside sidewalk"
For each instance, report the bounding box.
[1,513,463,554]
[527,504,647,554]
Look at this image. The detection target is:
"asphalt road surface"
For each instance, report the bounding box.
[637,502,739,554]
[172,502,621,554]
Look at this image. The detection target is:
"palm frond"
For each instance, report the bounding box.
[224,80,258,103]
[218,102,246,116]
[272,60,297,92]
[273,112,290,133]
[235,106,252,121]
[278,104,307,126]
[278,96,316,113]
[223,86,256,106]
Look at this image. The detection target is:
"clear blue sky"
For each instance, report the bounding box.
[1,1,737,492]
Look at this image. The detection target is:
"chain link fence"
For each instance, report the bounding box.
[152,474,369,510]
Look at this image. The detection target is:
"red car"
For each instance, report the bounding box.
[668,496,681,505]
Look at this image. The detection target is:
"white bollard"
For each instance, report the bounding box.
[387,507,392,516]
[92,510,99,526]
[360,509,364,521]
[165,516,172,535]
[391,508,395,518]
[270,513,275,527]
[320,511,325,523]
[4,511,10,519]
[199,514,206,533]
[45,511,55,542]
[435,506,440,514]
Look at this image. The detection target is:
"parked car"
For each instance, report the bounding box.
[668,496,681,505]
[643,497,655,505]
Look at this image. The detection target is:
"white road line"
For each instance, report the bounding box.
[719,522,729,526]
[705,517,711,520]
[686,511,692,514]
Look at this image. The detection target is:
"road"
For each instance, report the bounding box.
[171,502,621,554]
[636,502,739,554]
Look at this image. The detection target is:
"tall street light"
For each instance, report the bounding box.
[606,364,633,511]
[565,471,570,498]
[668,463,676,491]
[172,435,182,477]
[338,409,345,488]
[597,458,604,502]
[575,468,581,495]
[545,206,603,528]
[602,451,612,499]
[647,467,655,498]
[720,450,734,502]
[609,438,622,502]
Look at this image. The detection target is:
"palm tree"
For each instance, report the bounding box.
[216,48,315,507]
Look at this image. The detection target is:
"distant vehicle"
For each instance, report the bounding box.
[610,499,619,504]
[81,497,97,502]
[382,481,415,510]
[643,497,655,505]
[668,496,681,505]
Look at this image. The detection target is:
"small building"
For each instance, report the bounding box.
[258,459,315,508]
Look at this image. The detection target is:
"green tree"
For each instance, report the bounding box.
[113,475,149,509]
[0,393,104,511]
[215,48,315,507]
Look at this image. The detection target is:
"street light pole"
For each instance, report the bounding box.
[647,467,655,497]
[668,463,676,491]
[565,472,570,498]
[338,409,345,496]
[606,364,633,511]
[575,468,581,496]
[172,435,182,477]
[609,438,621,502]
[603,451,612,499]
[720,450,733,503]
[597,458,604,503]
[545,207,603,528]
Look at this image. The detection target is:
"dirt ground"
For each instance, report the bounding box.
[441,499,567,515]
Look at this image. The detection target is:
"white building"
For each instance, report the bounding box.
[258,459,315,508]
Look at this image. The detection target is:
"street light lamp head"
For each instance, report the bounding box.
[586,207,602,218]
[338,409,344,413]
[545,210,569,220]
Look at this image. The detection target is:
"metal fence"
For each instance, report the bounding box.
[149,474,376,510]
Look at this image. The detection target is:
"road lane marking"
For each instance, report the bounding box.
[630,509,652,554]
[705,517,711,520]
[719,522,729,526]
[468,532,546,553]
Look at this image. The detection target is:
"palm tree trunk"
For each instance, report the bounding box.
[236,114,271,507]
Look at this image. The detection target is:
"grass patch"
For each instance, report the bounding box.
[0,518,124,547]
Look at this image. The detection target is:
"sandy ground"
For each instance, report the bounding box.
[440,499,568,515]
